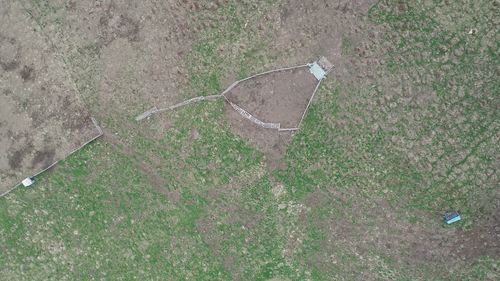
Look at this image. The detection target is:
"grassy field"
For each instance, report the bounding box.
[1,0,498,280]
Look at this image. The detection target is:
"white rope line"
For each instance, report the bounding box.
[296,78,323,130]
[221,81,241,96]
[0,6,105,198]
[135,64,309,121]
[135,59,331,132]
[233,64,309,85]
[0,184,20,198]
[1,60,330,198]
[226,99,281,129]
[0,117,103,198]
[278,127,299,132]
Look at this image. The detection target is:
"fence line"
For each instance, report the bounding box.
[226,99,281,129]
[135,64,310,121]
[233,64,310,85]
[296,78,323,130]
[0,117,103,198]
[1,5,105,198]
[135,60,331,132]
[278,127,299,132]
[1,60,331,198]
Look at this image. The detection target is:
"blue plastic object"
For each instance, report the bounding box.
[444,211,461,224]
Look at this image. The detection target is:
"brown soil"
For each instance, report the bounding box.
[304,188,500,277]
[6,0,495,277]
[225,67,318,128]
[224,103,293,170]
[453,198,500,261]
[223,67,318,170]
[36,0,201,120]
[257,0,499,273]
[0,2,100,193]
[220,0,379,168]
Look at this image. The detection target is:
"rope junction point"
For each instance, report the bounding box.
[136,56,334,131]
[2,58,332,198]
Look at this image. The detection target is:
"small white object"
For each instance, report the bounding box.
[22,177,34,187]
[309,62,327,81]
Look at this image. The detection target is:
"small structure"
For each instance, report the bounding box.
[309,62,327,80]
[21,177,35,187]
[444,211,461,224]
[309,56,334,81]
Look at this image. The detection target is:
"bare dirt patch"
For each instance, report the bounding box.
[3,0,495,279]
[24,0,206,121]
[302,175,499,276]
[223,67,318,169]
[265,0,499,275]
[225,67,318,128]
[0,2,100,193]
[224,105,293,170]
[453,197,500,261]
[218,0,381,169]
